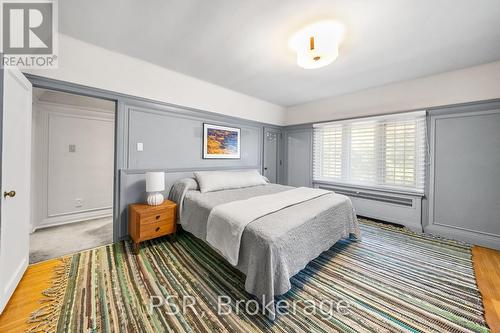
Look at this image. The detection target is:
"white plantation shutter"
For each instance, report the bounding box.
[313,124,343,180]
[349,121,377,183]
[383,117,426,189]
[313,111,426,192]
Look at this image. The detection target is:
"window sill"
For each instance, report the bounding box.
[313,180,425,197]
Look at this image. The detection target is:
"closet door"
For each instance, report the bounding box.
[426,105,500,249]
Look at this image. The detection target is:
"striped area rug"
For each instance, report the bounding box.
[28,219,490,332]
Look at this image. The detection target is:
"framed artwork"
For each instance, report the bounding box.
[203,123,241,159]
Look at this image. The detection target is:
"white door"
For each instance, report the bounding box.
[0,68,32,313]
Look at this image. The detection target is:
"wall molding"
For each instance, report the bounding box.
[31,100,115,230]
[117,166,264,240]
[47,205,113,218]
[34,208,113,232]
[283,126,313,187]
[122,166,262,175]
[124,104,264,170]
[428,108,500,227]
[425,225,500,250]
[427,106,500,249]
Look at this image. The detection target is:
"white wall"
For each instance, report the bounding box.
[286,61,500,125]
[24,34,500,127]
[25,34,286,125]
[32,96,114,230]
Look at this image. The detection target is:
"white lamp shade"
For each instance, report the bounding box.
[145,172,165,192]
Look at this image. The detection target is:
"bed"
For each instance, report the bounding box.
[169,170,360,319]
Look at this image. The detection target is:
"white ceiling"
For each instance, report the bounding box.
[60,0,500,106]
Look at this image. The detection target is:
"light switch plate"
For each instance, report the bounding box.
[137,142,143,151]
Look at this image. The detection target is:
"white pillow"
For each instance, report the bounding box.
[194,170,267,193]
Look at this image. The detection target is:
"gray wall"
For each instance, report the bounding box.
[25,74,281,241]
[25,74,500,248]
[117,102,270,240]
[424,102,500,249]
[127,106,261,170]
[284,125,313,187]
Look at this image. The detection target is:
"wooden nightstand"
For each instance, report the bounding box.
[128,200,177,254]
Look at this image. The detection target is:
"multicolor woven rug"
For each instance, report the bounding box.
[28,219,490,332]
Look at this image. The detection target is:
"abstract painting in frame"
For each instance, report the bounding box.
[203,123,241,159]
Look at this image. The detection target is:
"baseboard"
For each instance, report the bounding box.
[424,224,500,250]
[33,209,113,232]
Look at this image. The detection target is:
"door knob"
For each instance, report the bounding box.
[3,190,16,198]
[264,167,268,170]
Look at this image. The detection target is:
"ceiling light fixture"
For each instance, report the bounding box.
[288,20,344,69]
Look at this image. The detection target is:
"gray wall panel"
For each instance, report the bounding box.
[433,113,500,233]
[427,106,500,248]
[284,127,313,187]
[127,107,261,170]
[118,104,266,239]
[25,74,277,241]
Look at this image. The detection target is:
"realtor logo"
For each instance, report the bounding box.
[1,0,58,68]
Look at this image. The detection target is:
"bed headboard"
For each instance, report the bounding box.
[116,167,261,240]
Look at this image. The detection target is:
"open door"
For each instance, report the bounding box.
[0,67,32,313]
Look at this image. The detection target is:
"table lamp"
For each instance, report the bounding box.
[145,171,165,206]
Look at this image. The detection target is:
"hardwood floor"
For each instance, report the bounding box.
[473,246,500,332]
[0,259,61,333]
[1,247,499,332]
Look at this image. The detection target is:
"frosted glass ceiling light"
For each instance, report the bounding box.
[289,20,344,69]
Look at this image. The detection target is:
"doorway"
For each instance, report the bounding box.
[29,88,116,263]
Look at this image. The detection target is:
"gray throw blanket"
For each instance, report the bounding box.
[170,180,360,320]
[206,187,331,266]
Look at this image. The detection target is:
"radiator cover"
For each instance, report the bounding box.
[314,183,423,232]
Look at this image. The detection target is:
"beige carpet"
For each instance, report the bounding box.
[29,217,113,263]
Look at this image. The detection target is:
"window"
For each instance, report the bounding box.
[313,124,342,180]
[313,111,426,192]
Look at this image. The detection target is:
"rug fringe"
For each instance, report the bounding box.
[26,257,71,333]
